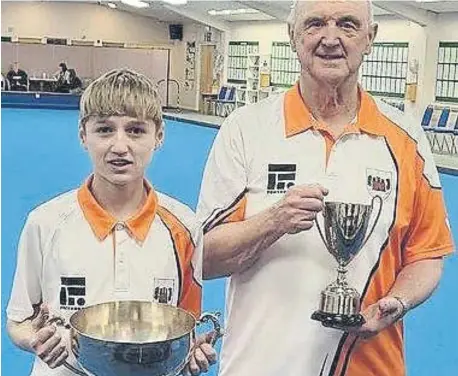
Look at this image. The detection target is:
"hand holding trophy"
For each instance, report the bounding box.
[311,195,383,328]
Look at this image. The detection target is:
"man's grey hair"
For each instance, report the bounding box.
[287,0,375,27]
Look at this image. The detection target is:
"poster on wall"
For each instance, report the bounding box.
[185,41,196,91]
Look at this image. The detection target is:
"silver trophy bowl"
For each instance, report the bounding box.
[311,196,382,328]
[47,300,223,376]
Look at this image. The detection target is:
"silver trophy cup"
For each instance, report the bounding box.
[311,196,382,327]
[45,300,223,376]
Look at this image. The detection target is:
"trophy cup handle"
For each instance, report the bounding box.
[361,195,383,250]
[315,214,329,251]
[197,312,224,346]
[45,316,88,376]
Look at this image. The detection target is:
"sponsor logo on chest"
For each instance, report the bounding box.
[267,164,297,194]
[60,276,86,310]
[153,278,176,304]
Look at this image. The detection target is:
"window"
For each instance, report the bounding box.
[227,41,259,84]
[360,42,409,98]
[435,42,458,103]
[270,42,300,88]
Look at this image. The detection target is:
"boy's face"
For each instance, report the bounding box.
[80,115,163,186]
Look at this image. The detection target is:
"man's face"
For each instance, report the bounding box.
[80,115,163,186]
[290,0,377,86]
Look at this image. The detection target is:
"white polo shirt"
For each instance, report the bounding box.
[197,84,454,376]
[7,178,203,376]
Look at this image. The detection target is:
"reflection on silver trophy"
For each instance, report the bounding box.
[311,196,383,328]
[45,301,223,376]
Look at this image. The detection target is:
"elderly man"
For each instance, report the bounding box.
[197,1,454,376]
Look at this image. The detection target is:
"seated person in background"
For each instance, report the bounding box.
[68,68,83,94]
[54,62,71,93]
[6,62,28,91]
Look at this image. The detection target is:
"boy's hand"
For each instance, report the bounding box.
[29,304,69,369]
[182,332,218,375]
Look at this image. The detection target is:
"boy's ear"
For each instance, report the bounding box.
[154,123,165,150]
[79,125,88,150]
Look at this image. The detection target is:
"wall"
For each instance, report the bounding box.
[421,13,458,114]
[1,1,169,44]
[0,1,211,111]
[227,13,458,122]
[227,21,289,56]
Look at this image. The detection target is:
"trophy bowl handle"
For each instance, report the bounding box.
[197,312,224,346]
[360,195,383,250]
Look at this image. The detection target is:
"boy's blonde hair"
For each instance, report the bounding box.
[79,68,162,129]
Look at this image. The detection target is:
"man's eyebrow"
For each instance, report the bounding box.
[303,16,325,25]
[338,15,362,27]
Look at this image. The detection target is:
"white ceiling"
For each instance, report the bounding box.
[105,0,458,26]
[410,1,458,13]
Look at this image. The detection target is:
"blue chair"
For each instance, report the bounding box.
[421,105,436,146]
[215,86,236,117]
[435,111,458,154]
[453,114,458,154]
[430,107,450,153]
[421,105,434,130]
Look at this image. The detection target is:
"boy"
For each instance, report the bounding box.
[6,68,216,376]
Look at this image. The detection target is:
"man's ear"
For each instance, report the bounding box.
[364,23,378,56]
[288,23,297,53]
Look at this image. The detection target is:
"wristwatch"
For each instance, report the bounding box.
[392,296,409,318]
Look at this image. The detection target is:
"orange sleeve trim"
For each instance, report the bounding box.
[403,245,454,265]
[221,196,247,224]
[403,173,454,264]
[156,206,202,319]
[203,190,247,233]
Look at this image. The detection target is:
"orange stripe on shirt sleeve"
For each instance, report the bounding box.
[220,195,247,224]
[403,156,454,264]
[203,193,247,233]
[157,206,202,319]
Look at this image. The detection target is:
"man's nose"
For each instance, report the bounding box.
[320,24,341,48]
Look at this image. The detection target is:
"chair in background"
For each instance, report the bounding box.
[430,107,451,153]
[421,105,435,146]
[434,110,458,155]
[421,106,451,153]
[215,86,236,117]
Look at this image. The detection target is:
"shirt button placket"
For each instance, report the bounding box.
[114,222,129,292]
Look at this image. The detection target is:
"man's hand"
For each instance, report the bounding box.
[334,296,406,339]
[29,304,69,369]
[273,184,329,235]
[182,332,217,376]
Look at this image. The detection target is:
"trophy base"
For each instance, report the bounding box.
[311,311,365,328]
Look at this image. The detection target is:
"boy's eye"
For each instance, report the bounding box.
[127,127,146,135]
[95,126,113,134]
